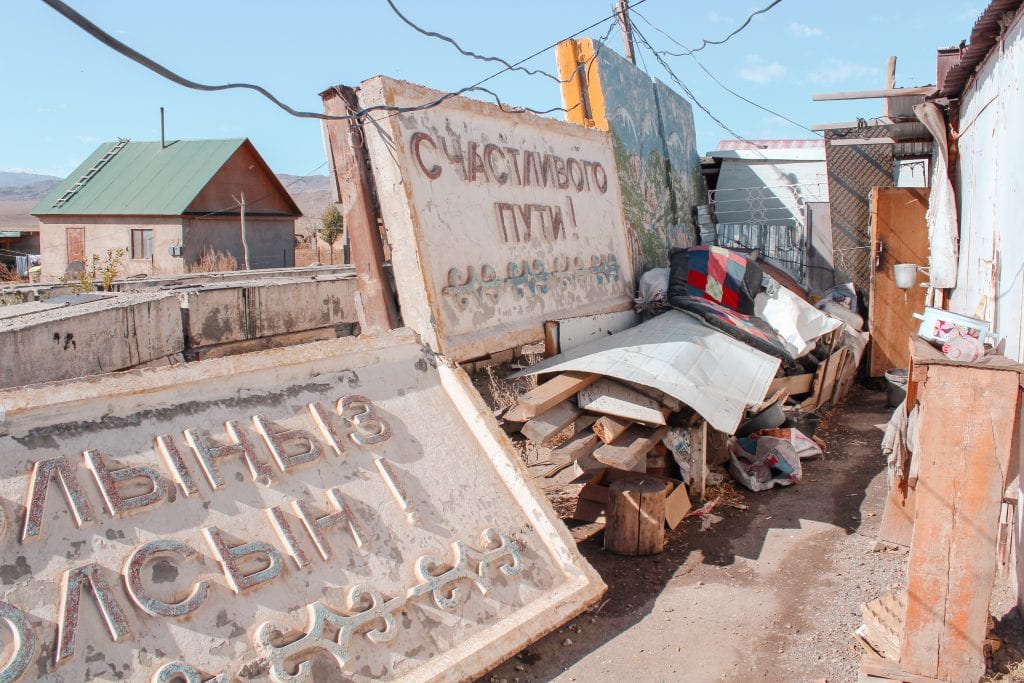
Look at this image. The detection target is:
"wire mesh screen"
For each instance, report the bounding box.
[824,128,894,293]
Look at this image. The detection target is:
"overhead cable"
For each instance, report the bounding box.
[685,0,784,53]
[385,0,559,82]
[632,9,820,136]
[40,0,647,121]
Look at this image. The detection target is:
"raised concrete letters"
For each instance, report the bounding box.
[359,76,635,361]
[0,332,603,679]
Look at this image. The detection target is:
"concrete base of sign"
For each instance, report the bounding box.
[0,329,604,681]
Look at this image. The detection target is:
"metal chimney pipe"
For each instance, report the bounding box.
[160,107,165,148]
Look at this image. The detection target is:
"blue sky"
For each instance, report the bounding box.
[2,1,984,177]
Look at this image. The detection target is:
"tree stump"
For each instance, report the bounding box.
[604,477,669,555]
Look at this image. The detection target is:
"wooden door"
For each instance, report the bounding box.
[868,187,929,377]
[66,227,85,265]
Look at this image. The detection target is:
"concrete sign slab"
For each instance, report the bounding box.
[359,77,635,362]
[0,330,604,681]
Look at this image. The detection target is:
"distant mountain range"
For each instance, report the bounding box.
[0,171,335,232]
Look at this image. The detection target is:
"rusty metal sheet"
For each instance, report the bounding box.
[358,76,635,362]
[0,329,604,681]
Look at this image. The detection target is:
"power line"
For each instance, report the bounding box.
[41,0,648,122]
[631,24,752,144]
[631,9,820,136]
[385,0,559,83]
[685,0,784,53]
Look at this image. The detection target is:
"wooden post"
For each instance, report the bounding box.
[320,86,400,332]
[605,477,668,555]
[615,0,636,65]
[899,362,1020,681]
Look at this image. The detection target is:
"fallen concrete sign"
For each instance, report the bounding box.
[0,330,604,681]
[359,77,635,362]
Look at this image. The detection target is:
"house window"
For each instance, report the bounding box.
[131,229,153,259]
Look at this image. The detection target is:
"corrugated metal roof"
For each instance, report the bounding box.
[939,0,1024,98]
[32,139,246,216]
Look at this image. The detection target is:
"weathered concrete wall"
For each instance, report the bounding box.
[182,217,295,271]
[0,331,604,680]
[0,291,184,388]
[1,274,361,388]
[38,216,185,281]
[184,276,359,348]
[360,76,635,362]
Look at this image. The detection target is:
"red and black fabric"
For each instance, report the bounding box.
[667,246,763,315]
[670,297,795,365]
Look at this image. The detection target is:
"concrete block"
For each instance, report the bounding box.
[183,276,359,348]
[0,292,184,389]
[0,330,604,680]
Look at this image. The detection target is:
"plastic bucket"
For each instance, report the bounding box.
[884,368,909,407]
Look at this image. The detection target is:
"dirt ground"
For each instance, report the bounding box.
[476,386,1024,682]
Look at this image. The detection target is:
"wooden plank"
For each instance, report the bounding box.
[593,415,632,444]
[812,86,934,101]
[577,378,669,425]
[520,401,581,446]
[799,360,829,411]
[321,87,400,332]
[859,652,942,683]
[506,371,599,421]
[899,364,1021,681]
[868,188,930,377]
[551,429,601,462]
[691,421,708,501]
[877,485,915,548]
[593,425,669,472]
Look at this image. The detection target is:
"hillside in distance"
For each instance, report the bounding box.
[0,171,335,233]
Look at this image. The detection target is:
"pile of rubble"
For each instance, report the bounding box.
[498,245,870,538]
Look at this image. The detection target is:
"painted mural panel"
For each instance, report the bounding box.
[359,77,635,362]
[594,43,703,272]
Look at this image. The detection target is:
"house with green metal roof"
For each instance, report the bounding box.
[32,138,301,280]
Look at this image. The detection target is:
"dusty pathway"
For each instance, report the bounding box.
[485,389,904,682]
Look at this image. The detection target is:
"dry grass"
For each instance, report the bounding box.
[190,248,238,273]
[986,659,1024,682]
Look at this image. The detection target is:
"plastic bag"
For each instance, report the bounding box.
[727,432,804,492]
[635,267,670,315]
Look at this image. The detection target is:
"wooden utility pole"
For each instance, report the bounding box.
[616,0,636,65]
[320,86,400,332]
[234,191,251,270]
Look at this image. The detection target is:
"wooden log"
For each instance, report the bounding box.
[593,415,632,444]
[604,477,670,555]
[593,425,668,472]
[505,371,598,421]
[577,378,670,425]
[520,401,580,446]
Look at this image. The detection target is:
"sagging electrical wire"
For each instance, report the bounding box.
[631,9,820,137]
[679,0,784,54]
[385,0,560,83]
[40,0,647,122]
[631,24,753,144]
